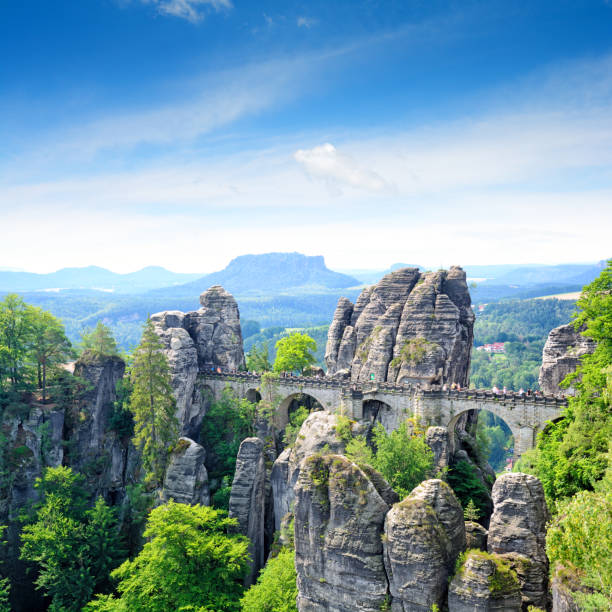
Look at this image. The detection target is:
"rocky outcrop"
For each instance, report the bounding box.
[448,550,522,611]
[325,267,474,387]
[68,354,134,499]
[271,411,356,530]
[151,286,245,437]
[229,437,266,586]
[487,473,549,610]
[465,521,488,551]
[425,426,450,476]
[383,479,465,611]
[539,322,596,395]
[162,437,210,506]
[294,454,391,611]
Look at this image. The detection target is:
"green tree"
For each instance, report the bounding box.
[84,502,250,612]
[524,261,612,501]
[29,308,73,402]
[463,498,481,522]
[130,318,178,489]
[546,472,612,609]
[240,547,297,612]
[246,342,272,372]
[370,421,433,498]
[0,294,35,390]
[79,322,119,359]
[273,332,316,374]
[19,467,123,612]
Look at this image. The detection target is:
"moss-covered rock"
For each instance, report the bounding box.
[448,549,521,611]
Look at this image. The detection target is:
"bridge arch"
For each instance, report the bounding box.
[447,407,519,466]
[246,388,262,404]
[277,392,325,429]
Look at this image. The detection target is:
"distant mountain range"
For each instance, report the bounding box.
[150,253,361,297]
[0,266,204,293]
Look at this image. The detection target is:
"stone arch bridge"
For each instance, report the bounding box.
[201,372,566,458]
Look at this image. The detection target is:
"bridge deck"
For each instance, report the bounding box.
[200,371,568,407]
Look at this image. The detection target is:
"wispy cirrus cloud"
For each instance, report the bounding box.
[297,16,318,28]
[140,0,232,23]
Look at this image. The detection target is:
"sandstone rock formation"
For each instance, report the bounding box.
[294,454,391,611]
[465,521,488,551]
[162,437,210,506]
[69,354,135,499]
[229,437,266,586]
[150,285,245,437]
[383,479,465,611]
[425,426,450,475]
[325,267,474,387]
[487,473,549,610]
[271,411,356,531]
[448,550,522,611]
[539,322,596,395]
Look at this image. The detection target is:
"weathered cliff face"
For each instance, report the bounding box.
[487,473,549,610]
[383,479,465,611]
[448,551,522,611]
[325,267,474,387]
[68,354,133,499]
[270,411,359,531]
[294,454,392,612]
[162,437,210,506]
[150,285,245,437]
[228,437,266,587]
[539,322,595,395]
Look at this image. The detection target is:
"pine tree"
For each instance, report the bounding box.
[130,318,178,489]
[79,322,118,359]
[463,498,481,522]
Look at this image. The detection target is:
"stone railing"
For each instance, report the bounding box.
[201,370,568,406]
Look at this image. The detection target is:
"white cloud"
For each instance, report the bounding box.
[297,16,317,28]
[141,0,232,23]
[294,143,390,194]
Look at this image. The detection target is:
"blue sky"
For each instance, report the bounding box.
[1,0,611,273]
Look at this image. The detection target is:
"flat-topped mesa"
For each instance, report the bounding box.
[150,285,246,436]
[325,266,474,386]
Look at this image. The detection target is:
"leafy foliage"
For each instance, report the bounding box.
[19,467,124,612]
[130,317,178,489]
[84,502,249,612]
[345,421,433,499]
[519,261,612,501]
[546,474,612,609]
[273,332,317,374]
[240,547,297,612]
